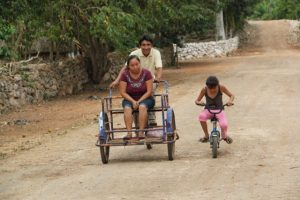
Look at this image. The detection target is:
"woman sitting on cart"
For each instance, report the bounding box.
[119,55,155,140]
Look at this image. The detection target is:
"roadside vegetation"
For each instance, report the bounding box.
[1,0,299,83]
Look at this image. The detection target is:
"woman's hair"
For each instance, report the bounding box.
[126,55,140,69]
[206,76,219,88]
[138,35,154,46]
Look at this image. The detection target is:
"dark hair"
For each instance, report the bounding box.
[206,76,219,88]
[138,35,153,46]
[126,55,140,68]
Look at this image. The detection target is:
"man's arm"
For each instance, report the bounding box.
[154,49,163,81]
[155,68,162,82]
[109,65,126,88]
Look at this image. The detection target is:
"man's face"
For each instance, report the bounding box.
[140,40,152,56]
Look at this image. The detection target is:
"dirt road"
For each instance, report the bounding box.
[1,20,300,200]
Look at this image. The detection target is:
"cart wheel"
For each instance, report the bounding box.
[167,109,176,161]
[99,112,110,164]
[146,143,153,150]
[167,137,175,161]
[100,139,110,164]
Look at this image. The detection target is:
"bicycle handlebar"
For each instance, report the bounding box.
[195,103,234,114]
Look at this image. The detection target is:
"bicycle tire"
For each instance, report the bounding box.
[212,136,218,158]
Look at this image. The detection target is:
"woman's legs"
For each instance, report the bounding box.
[124,106,133,137]
[138,97,155,138]
[138,105,148,137]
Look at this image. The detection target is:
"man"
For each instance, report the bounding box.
[110,35,163,126]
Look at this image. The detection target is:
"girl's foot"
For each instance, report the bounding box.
[199,137,209,143]
[223,136,233,144]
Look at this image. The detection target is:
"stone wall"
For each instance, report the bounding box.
[177,37,239,61]
[0,58,89,114]
[287,20,300,47]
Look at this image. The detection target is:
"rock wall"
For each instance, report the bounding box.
[287,20,300,47]
[0,58,89,114]
[177,37,239,61]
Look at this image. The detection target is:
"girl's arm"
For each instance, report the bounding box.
[137,79,153,104]
[220,85,234,105]
[195,87,206,105]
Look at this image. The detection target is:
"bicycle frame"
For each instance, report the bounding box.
[210,115,221,146]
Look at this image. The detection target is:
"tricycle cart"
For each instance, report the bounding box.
[96,81,178,164]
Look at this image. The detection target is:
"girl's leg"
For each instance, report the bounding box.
[198,109,212,140]
[216,111,228,139]
[200,121,209,138]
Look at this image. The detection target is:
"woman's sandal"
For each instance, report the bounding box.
[138,135,145,140]
[223,137,233,144]
[199,137,209,143]
[123,134,132,141]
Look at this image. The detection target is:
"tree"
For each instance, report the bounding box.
[250,0,300,20]
[1,0,257,82]
[216,0,226,40]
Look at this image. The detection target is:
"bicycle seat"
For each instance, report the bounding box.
[210,117,218,122]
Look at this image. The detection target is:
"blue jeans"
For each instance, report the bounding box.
[122,97,155,109]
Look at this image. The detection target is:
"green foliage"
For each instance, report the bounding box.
[0,0,258,80]
[219,0,259,37]
[250,0,300,20]
[0,21,16,59]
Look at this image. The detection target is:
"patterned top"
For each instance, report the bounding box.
[120,68,153,100]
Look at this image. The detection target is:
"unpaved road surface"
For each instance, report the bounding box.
[1,20,300,200]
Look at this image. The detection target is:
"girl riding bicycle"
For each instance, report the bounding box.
[195,76,234,144]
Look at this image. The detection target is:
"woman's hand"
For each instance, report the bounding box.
[132,101,139,110]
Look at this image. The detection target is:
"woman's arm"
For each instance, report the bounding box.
[137,79,153,104]
[195,87,206,105]
[109,66,126,88]
[220,85,234,105]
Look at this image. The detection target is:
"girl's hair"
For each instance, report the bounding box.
[126,55,140,69]
[206,76,219,88]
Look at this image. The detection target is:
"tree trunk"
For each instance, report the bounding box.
[50,41,54,62]
[216,0,226,41]
[55,42,60,61]
[88,37,109,83]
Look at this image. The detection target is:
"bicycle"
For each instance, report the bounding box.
[196,103,232,158]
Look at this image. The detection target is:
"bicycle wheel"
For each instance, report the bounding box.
[211,136,218,158]
[99,112,110,164]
